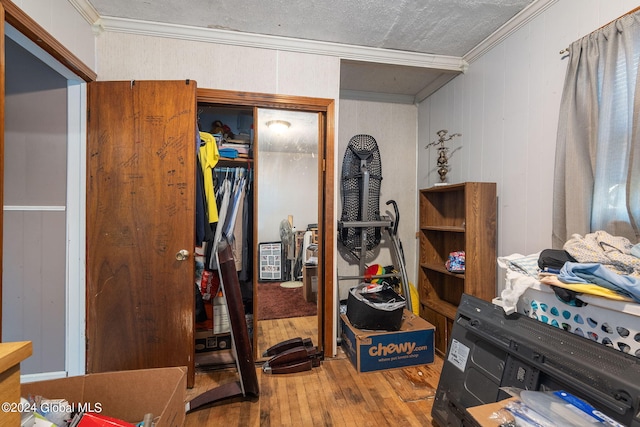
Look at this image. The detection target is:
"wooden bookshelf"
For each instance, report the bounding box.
[418,182,497,356]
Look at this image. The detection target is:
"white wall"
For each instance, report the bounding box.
[94,32,340,101]
[11,0,97,72]
[418,0,640,292]
[338,99,418,300]
[258,151,318,243]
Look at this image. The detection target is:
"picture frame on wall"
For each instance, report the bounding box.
[258,242,283,282]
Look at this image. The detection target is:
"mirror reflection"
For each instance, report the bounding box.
[255,108,319,359]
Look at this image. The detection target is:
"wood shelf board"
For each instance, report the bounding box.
[419,298,457,320]
[421,226,465,232]
[421,263,466,279]
[419,182,467,192]
[218,157,253,165]
[0,342,32,373]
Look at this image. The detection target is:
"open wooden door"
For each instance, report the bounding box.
[86,80,197,387]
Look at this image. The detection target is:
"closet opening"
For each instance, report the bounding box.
[195,89,335,362]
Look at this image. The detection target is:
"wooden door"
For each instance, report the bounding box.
[86,80,197,386]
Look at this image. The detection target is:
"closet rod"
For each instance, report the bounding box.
[214,166,254,180]
[560,6,640,54]
[215,166,248,172]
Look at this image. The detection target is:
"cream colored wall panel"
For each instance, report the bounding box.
[476,45,505,185]
[96,32,341,100]
[96,33,278,92]
[525,9,562,254]
[13,0,96,72]
[337,99,417,300]
[276,51,340,99]
[212,44,279,93]
[416,98,431,188]
[419,0,640,294]
[49,0,96,70]
[500,26,533,259]
[464,61,486,183]
[11,0,48,29]
[576,1,635,41]
[430,76,466,184]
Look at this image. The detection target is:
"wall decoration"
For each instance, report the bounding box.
[425,129,462,183]
[259,242,283,281]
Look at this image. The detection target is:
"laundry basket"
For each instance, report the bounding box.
[515,283,640,358]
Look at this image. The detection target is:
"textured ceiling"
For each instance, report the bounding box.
[84,0,537,102]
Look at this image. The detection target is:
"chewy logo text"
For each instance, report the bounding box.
[369,342,416,357]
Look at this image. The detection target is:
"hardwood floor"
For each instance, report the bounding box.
[186,316,443,426]
[257,314,318,358]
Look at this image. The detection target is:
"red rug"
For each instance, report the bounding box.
[257,281,317,320]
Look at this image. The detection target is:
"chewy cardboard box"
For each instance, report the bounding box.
[340,310,434,373]
[21,366,186,427]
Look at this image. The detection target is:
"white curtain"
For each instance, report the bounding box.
[553,12,640,248]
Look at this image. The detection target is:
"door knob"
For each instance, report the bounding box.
[175,249,190,261]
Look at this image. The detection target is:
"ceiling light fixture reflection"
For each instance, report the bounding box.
[266,120,291,132]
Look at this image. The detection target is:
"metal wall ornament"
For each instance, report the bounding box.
[425,129,462,183]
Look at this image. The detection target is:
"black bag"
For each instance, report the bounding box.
[346,283,405,331]
[538,249,577,271]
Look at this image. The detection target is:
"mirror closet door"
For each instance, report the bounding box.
[255,108,319,359]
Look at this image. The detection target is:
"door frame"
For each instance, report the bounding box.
[0,0,95,379]
[197,89,336,357]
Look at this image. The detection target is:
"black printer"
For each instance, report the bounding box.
[432,294,640,427]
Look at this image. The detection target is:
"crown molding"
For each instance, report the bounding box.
[97,16,468,72]
[464,0,559,63]
[67,0,100,26]
[67,1,467,73]
[69,0,557,72]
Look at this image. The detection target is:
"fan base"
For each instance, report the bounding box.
[280,281,303,288]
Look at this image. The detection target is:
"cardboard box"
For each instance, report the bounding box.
[21,367,186,427]
[302,265,318,303]
[213,296,230,334]
[340,310,434,373]
[466,398,518,427]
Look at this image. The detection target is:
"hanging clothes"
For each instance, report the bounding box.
[195,154,212,245]
[205,166,254,288]
[199,131,221,224]
[222,172,245,240]
[209,176,233,270]
[238,175,254,283]
[231,177,246,272]
[195,125,209,245]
